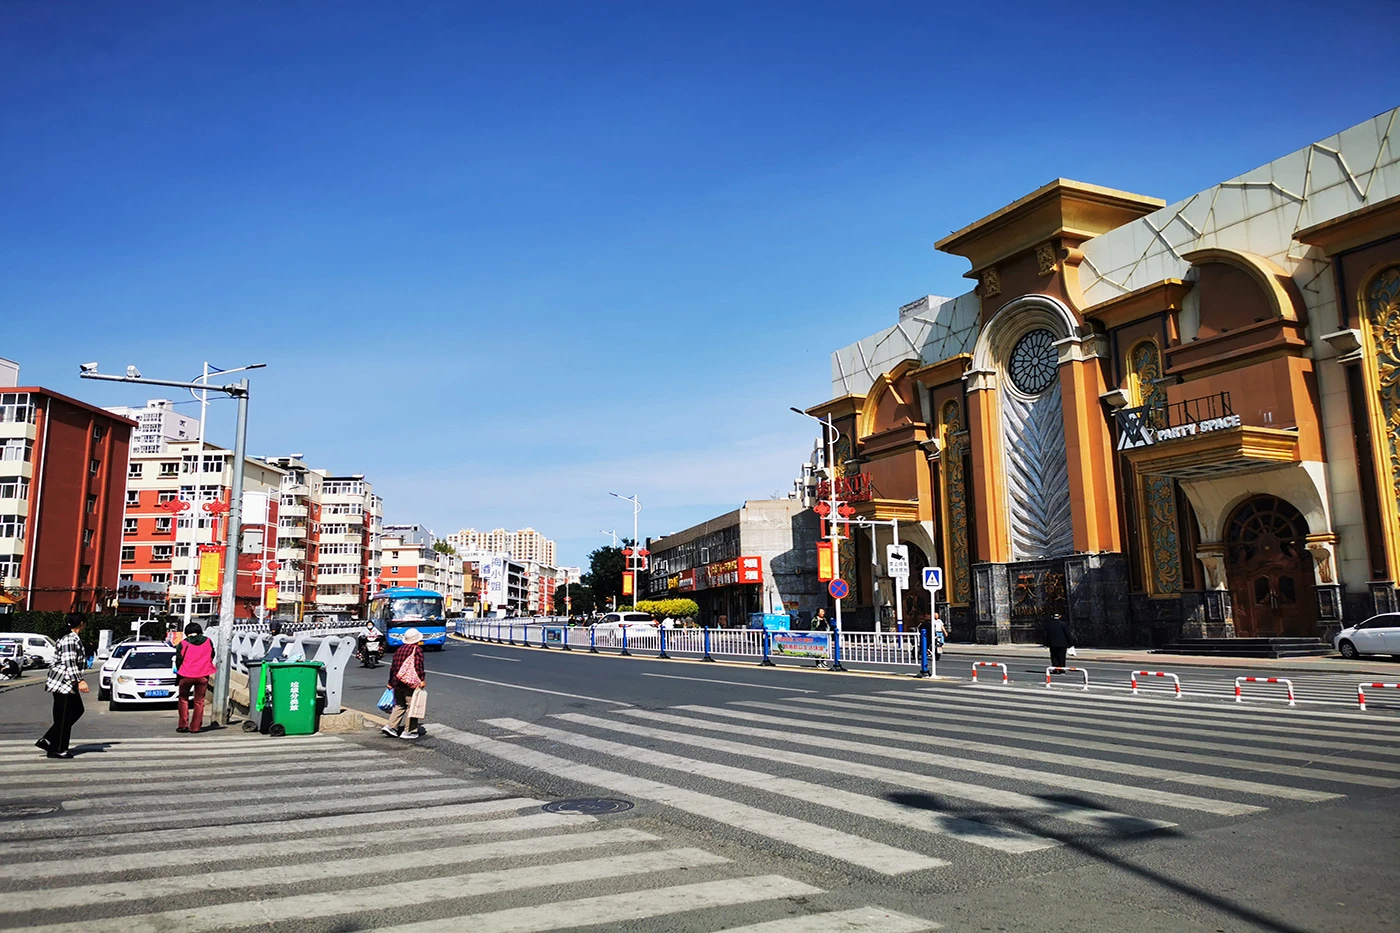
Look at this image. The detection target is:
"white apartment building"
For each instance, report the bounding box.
[104,399,197,455]
[121,442,285,621]
[263,456,383,620]
[378,527,465,610]
[446,527,557,566]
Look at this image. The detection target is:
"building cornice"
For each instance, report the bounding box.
[1295,191,1400,256]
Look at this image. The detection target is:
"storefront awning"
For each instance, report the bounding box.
[1122,425,1299,479]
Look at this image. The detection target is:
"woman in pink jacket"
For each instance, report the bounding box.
[174,622,216,733]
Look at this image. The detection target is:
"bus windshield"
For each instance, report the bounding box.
[390,596,444,621]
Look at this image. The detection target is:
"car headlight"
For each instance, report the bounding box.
[116,675,133,685]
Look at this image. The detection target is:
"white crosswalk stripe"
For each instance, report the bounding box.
[0,733,932,933]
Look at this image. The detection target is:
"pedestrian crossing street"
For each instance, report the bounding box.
[0,733,936,933]
[3,685,1398,933]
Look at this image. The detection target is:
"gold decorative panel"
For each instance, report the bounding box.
[1129,340,1181,594]
[1364,266,1400,577]
[940,400,971,604]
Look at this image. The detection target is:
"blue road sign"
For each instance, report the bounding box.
[923,567,943,589]
[828,579,849,600]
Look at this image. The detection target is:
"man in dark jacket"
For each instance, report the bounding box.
[1045,613,1074,668]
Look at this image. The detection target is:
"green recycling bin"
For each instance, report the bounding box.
[264,661,323,736]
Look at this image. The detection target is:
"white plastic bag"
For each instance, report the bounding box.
[1066,646,1077,657]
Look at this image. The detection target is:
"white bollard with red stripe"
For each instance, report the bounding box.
[1045,666,1089,691]
[1130,670,1181,698]
[971,661,1009,685]
[1358,682,1400,712]
[1234,675,1295,707]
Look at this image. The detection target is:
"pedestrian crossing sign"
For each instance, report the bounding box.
[923,567,943,592]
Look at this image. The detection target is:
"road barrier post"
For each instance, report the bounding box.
[1234,676,1295,707]
[830,629,845,672]
[589,627,598,654]
[1355,682,1400,711]
[971,661,1009,685]
[702,627,714,662]
[1045,666,1089,691]
[508,624,517,646]
[620,626,631,657]
[760,630,775,667]
[561,626,572,651]
[917,629,931,678]
[1130,670,1181,698]
[658,627,670,660]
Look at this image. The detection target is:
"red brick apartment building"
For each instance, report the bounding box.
[0,362,135,612]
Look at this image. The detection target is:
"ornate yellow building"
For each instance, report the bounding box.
[808,108,1400,649]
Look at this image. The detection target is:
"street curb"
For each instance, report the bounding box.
[448,633,949,682]
[0,677,43,695]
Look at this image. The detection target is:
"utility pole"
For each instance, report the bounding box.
[608,494,643,606]
[791,407,844,635]
[81,361,263,726]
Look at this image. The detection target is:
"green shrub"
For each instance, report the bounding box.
[635,598,699,620]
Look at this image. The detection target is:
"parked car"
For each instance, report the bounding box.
[109,646,179,710]
[1334,613,1400,659]
[98,640,168,701]
[0,640,24,679]
[1,633,57,669]
[591,612,657,632]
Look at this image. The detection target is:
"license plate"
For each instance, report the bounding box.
[145,689,171,698]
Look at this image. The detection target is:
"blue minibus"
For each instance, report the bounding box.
[370,587,448,649]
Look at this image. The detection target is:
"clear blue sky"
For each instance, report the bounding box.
[4,1,1397,566]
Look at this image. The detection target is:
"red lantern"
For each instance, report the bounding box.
[622,547,634,557]
[157,498,191,514]
[813,502,831,517]
[203,500,230,515]
[837,504,856,518]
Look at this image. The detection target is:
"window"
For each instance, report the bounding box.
[86,495,97,513]
[159,462,179,478]
[80,563,91,582]
[128,462,143,479]
[92,425,106,442]
[157,491,177,504]
[0,393,35,424]
[83,529,94,547]
[201,455,224,473]
[0,478,28,500]
[175,544,190,557]
[0,439,33,462]
[125,490,140,507]
[391,566,399,574]
[121,546,136,562]
[154,517,172,534]
[148,572,169,584]
[0,556,20,582]
[123,518,138,535]
[119,573,133,583]
[89,458,100,475]
[152,545,172,562]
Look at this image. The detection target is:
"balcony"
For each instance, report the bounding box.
[277,526,307,540]
[316,592,362,606]
[276,547,306,562]
[280,483,310,498]
[1118,392,1299,480]
[279,504,307,518]
[315,572,361,585]
[318,532,361,546]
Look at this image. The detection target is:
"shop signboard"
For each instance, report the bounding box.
[116,580,167,611]
[738,556,763,584]
[772,631,830,658]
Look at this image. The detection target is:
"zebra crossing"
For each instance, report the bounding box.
[0,733,937,933]
[428,682,1400,890]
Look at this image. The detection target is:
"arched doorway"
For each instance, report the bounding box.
[1224,496,1316,638]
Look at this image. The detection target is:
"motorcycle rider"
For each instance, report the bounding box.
[356,620,381,660]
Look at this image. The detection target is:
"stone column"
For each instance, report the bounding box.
[1305,533,1343,627]
[1193,543,1235,638]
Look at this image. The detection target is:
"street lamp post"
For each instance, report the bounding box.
[81,361,264,726]
[608,494,642,606]
[790,407,845,635]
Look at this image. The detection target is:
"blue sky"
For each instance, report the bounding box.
[4,1,1398,566]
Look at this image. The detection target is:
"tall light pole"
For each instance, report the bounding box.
[790,407,844,635]
[82,361,264,726]
[608,493,642,606]
[596,529,619,547]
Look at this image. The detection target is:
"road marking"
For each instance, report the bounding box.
[749,700,1390,790]
[0,798,553,859]
[688,704,1271,814]
[0,749,392,777]
[471,653,522,662]
[641,672,816,692]
[592,710,1175,833]
[4,828,661,913]
[488,716,1056,853]
[0,811,596,881]
[5,765,443,798]
[2,786,506,838]
[0,752,394,785]
[431,670,631,706]
[885,689,1400,749]
[431,723,945,874]
[14,848,725,933]
[60,776,465,810]
[706,906,939,933]
[367,876,830,933]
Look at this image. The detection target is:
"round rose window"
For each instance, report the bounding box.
[1008,329,1058,395]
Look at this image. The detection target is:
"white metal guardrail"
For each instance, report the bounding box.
[457,621,932,676]
[227,632,355,714]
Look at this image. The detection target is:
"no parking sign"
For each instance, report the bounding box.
[828,579,849,600]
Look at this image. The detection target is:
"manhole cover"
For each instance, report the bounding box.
[542,798,634,815]
[0,804,59,819]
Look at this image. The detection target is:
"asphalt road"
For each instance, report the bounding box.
[1,637,1396,933]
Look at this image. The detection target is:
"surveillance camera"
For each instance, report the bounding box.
[79,362,98,374]
[126,365,142,379]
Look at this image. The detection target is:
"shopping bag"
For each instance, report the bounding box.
[408,687,427,720]
[1066,646,1077,657]
[376,687,395,712]
[395,655,424,689]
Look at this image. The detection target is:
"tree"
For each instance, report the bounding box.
[432,541,456,555]
[552,584,594,615]
[581,542,647,611]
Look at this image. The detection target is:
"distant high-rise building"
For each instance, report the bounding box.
[446,527,557,566]
[103,399,197,455]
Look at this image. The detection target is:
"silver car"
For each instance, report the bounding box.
[110,646,180,710]
[1334,613,1400,659]
[98,640,168,701]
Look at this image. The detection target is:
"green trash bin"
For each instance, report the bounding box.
[264,661,323,736]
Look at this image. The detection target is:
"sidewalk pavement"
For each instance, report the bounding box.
[0,671,241,742]
[941,641,1400,676]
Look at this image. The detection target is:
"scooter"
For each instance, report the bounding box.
[357,634,384,669]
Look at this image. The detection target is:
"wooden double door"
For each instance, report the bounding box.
[1225,496,1316,638]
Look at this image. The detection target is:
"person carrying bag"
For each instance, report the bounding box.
[382,628,426,740]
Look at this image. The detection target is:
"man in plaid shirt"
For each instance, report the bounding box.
[37,613,89,759]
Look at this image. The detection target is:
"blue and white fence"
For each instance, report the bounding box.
[457,620,933,677]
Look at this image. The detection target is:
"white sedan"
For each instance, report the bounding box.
[110,646,180,709]
[1334,614,1400,659]
[98,640,168,701]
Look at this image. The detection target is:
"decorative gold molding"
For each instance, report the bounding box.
[1121,426,1300,479]
[910,353,972,389]
[981,266,1001,298]
[805,394,865,420]
[1357,263,1400,582]
[1083,278,1193,332]
[853,498,921,522]
[1036,242,1058,276]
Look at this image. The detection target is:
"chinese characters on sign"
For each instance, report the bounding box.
[815,473,872,502]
